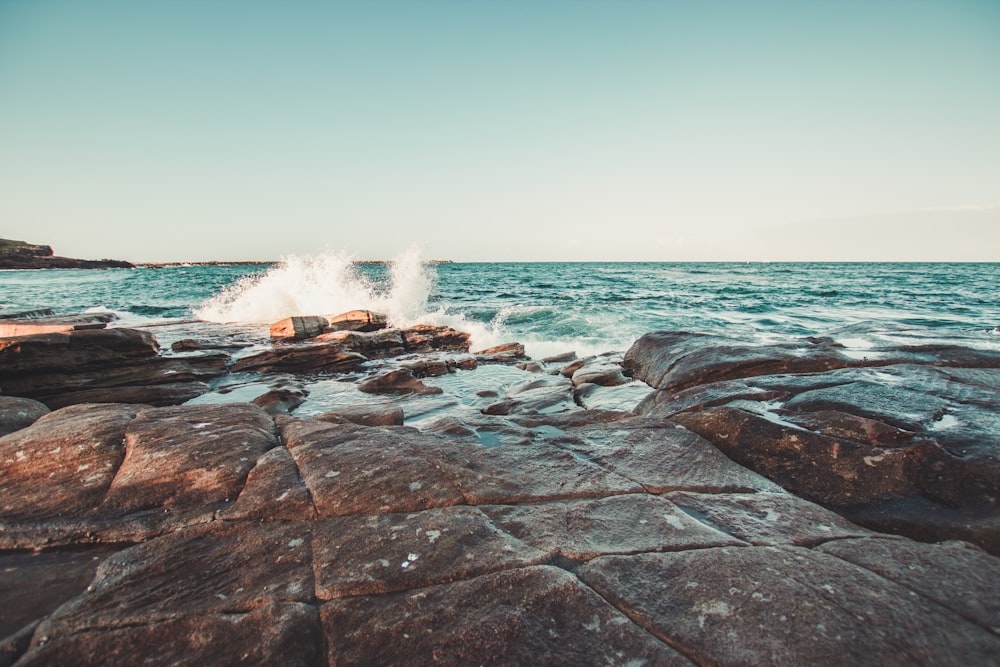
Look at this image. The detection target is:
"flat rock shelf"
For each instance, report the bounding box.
[1,316,999,665]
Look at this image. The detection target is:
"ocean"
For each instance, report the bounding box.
[1,253,998,359]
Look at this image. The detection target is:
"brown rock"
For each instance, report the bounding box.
[400,325,471,353]
[673,406,935,506]
[578,546,1000,666]
[326,309,387,332]
[483,494,744,560]
[220,447,317,521]
[280,420,466,516]
[817,537,1000,634]
[231,343,367,374]
[251,387,308,415]
[571,361,629,387]
[559,417,784,494]
[312,506,548,599]
[321,565,690,666]
[0,396,49,437]
[16,603,323,667]
[42,381,212,410]
[0,328,158,374]
[313,328,406,358]
[316,401,405,426]
[269,315,328,340]
[623,331,853,392]
[664,491,872,547]
[0,404,142,523]
[100,404,277,522]
[473,342,526,360]
[358,369,443,395]
[31,521,313,629]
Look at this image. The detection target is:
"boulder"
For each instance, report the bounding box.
[400,325,471,353]
[0,328,158,373]
[0,396,49,437]
[358,369,443,395]
[316,402,405,426]
[474,342,527,363]
[251,387,308,415]
[269,315,328,340]
[326,309,387,332]
[231,344,367,374]
[313,328,406,358]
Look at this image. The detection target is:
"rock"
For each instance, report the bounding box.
[483,494,745,560]
[99,404,277,530]
[673,406,934,506]
[0,396,49,437]
[251,387,308,415]
[220,447,316,521]
[42,381,213,410]
[0,404,143,525]
[482,374,576,416]
[541,351,577,364]
[400,325,471,353]
[326,309,387,332]
[664,491,873,547]
[17,603,322,667]
[311,506,548,599]
[231,344,367,374]
[557,417,784,494]
[313,328,406,358]
[358,369,443,395]
[571,361,629,387]
[0,238,134,270]
[474,342,527,363]
[0,328,158,373]
[817,537,1000,634]
[268,315,328,340]
[623,331,854,392]
[170,338,252,352]
[0,313,114,338]
[516,361,546,373]
[316,402,405,426]
[403,358,451,377]
[578,546,1000,666]
[321,566,690,666]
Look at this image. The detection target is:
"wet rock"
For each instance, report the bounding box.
[571,361,629,387]
[673,407,933,506]
[400,325,471,353]
[321,565,690,666]
[636,377,786,419]
[482,374,575,415]
[541,351,577,364]
[316,401,405,426]
[251,387,308,415]
[43,380,212,409]
[572,381,651,412]
[474,342,527,363]
[403,358,450,377]
[516,361,546,373]
[483,494,744,560]
[784,379,949,432]
[231,343,367,374]
[314,328,406,358]
[665,491,872,547]
[312,506,548,599]
[169,338,252,352]
[358,369,443,395]
[0,328,158,373]
[418,416,478,437]
[0,396,49,437]
[578,546,1000,666]
[623,331,853,392]
[509,409,634,429]
[269,315,328,340]
[782,409,917,447]
[558,417,784,494]
[326,309,387,333]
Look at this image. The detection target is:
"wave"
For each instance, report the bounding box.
[195,247,440,328]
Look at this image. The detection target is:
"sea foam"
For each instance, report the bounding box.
[195,248,439,327]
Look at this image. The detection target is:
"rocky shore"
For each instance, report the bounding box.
[0,240,133,271]
[1,312,999,665]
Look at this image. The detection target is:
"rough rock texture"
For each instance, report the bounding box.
[0,328,227,409]
[0,397,49,437]
[4,324,1000,664]
[627,331,1000,554]
[357,369,443,395]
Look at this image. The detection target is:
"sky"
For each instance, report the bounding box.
[0,0,998,262]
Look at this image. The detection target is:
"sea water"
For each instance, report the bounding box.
[1,252,998,357]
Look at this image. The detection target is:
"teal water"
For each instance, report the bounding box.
[2,260,998,356]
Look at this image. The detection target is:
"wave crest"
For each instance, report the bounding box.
[195,248,437,327]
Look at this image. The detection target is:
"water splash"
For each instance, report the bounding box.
[195,248,438,327]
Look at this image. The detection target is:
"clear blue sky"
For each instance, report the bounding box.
[1,0,998,261]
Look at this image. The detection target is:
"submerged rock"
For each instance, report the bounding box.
[0,396,49,437]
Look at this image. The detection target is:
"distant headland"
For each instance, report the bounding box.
[0,240,454,270]
[0,238,134,270]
